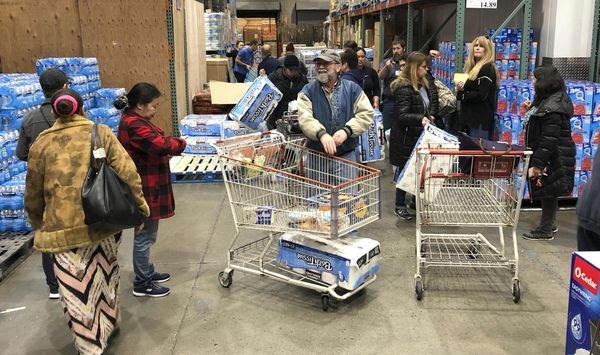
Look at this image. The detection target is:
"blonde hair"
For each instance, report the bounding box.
[391,51,429,92]
[464,36,500,88]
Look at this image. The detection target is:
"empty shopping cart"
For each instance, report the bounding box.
[413,146,531,303]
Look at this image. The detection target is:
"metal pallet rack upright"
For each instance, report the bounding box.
[331,0,532,79]
[590,0,600,82]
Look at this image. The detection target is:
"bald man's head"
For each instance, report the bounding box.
[262,44,272,57]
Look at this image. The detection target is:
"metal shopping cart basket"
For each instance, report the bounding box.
[413,146,531,303]
[212,132,381,310]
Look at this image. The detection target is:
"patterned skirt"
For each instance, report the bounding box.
[53,235,121,355]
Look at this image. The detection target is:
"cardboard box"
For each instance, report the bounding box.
[243,27,262,43]
[566,252,600,355]
[206,58,229,82]
[277,232,381,290]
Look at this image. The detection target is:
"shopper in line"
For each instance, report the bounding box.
[456,35,500,139]
[226,41,245,81]
[234,39,258,83]
[116,83,186,297]
[16,68,68,300]
[379,40,406,130]
[521,65,575,241]
[343,40,359,52]
[226,40,245,61]
[577,147,600,250]
[390,51,439,220]
[340,49,364,87]
[297,49,372,163]
[356,47,381,109]
[257,44,280,76]
[279,42,307,76]
[25,89,149,354]
[267,55,308,129]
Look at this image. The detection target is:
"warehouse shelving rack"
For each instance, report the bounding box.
[330,0,533,79]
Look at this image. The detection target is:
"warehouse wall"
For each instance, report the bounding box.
[0,0,83,73]
[77,0,174,134]
[0,0,203,136]
[421,0,544,54]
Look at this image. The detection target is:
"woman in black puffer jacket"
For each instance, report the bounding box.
[390,52,439,220]
[522,65,575,241]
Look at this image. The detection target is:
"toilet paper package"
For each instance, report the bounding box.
[276,231,381,290]
[358,108,384,163]
[229,76,282,132]
[566,252,600,355]
[182,136,219,155]
[179,114,226,136]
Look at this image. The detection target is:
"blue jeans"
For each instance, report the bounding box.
[306,149,358,187]
[133,219,160,288]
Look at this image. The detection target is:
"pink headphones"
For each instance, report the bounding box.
[53,95,78,116]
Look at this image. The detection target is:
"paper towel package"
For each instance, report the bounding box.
[277,232,381,290]
[179,114,226,136]
[229,76,282,132]
[358,108,384,163]
[565,252,600,355]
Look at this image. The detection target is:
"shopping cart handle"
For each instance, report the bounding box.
[424,149,531,156]
[430,173,467,178]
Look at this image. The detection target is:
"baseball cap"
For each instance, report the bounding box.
[283,55,300,68]
[39,68,68,93]
[314,49,341,64]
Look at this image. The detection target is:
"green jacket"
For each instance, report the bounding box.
[25,115,149,253]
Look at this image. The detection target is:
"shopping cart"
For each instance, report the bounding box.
[212,132,381,310]
[413,146,531,303]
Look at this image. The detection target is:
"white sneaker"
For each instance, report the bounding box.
[48,292,60,299]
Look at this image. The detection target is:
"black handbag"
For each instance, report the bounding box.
[458,132,527,178]
[81,124,145,230]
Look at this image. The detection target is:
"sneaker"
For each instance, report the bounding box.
[552,226,559,233]
[152,272,171,283]
[48,292,60,299]
[522,230,555,241]
[394,208,413,220]
[132,282,170,297]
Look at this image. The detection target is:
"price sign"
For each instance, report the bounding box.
[466,0,498,9]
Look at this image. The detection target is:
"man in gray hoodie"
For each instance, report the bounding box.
[576,149,600,250]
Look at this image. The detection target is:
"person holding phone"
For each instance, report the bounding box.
[521,65,575,241]
[390,51,439,220]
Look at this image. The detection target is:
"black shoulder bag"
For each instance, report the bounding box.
[81,124,145,230]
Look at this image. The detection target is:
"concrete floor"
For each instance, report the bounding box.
[0,163,577,354]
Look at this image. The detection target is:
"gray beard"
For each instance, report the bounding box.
[317,73,329,83]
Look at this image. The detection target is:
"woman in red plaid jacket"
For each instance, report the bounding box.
[116,82,186,298]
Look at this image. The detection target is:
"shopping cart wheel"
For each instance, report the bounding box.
[512,279,521,303]
[218,271,233,288]
[415,278,424,301]
[321,295,330,311]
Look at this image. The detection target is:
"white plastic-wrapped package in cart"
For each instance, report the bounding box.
[395,124,459,198]
[277,231,381,291]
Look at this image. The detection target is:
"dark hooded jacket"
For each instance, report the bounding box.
[577,145,600,232]
[267,67,308,129]
[525,90,575,199]
[389,75,440,167]
[341,69,364,88]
